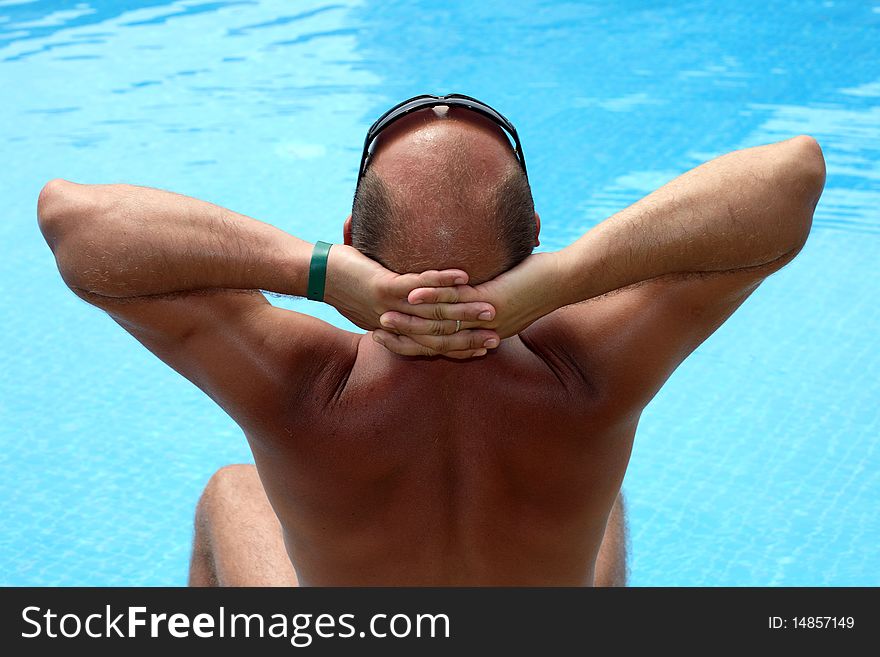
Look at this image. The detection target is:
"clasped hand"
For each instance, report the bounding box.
[324,244,558,359]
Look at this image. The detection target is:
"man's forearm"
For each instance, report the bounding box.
[37,180,309,298]
[552,136,826,308]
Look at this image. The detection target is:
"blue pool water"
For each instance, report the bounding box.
[1,0,878,586]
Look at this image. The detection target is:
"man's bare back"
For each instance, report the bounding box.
[249,326,632,586]
[38,99,824,586]
[195,262,775,586]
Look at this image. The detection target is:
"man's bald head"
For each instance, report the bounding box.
[349,106,537,284]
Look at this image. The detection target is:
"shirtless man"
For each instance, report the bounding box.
[37,94,825,586]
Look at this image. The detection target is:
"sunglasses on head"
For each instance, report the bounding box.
[357,93,528,185]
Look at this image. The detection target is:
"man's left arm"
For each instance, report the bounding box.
[37,180,499,427]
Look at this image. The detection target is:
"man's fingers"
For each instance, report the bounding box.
[395,301,495,322]
[418,269,469,287]
[380,311,499,336]
[388,269,469,296]
[408,285,485,305]
[380,312,452,336]
[407,330,500,353]
[372,329,500,356]
[373,330,440,357]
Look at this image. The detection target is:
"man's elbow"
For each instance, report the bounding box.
[781,135,826,253]
[37,178,80,247]
[37,179,101,291]
[789,135,826,199]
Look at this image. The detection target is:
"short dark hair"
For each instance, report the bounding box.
[350,164,536,276]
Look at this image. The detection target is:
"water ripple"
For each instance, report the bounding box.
[226,3,345,36]
[268,26,358,48]
[119,1,255,27]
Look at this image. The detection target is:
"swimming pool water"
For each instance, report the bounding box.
[1,0,878,586]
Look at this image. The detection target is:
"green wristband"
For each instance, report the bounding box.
[307,241,333,302]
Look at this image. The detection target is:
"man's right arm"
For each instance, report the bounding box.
[548,135,824,314]
[525,136,823,405]
[387,136,824,401]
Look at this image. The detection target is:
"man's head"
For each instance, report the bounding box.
[345,103,540,285]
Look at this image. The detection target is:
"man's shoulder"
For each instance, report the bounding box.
[518,287,660,406]
[252,305,361,393]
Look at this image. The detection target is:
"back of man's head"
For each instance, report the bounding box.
[349,107,537,284]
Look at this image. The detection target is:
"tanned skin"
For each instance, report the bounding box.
[38,111,824,585]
